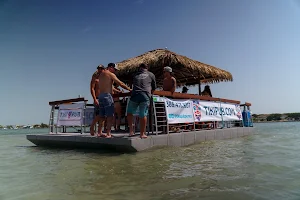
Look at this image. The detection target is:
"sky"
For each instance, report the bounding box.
[1,0,300,125]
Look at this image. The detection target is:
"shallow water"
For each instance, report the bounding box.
[1,123,300,200]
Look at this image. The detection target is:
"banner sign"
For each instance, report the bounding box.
[164,98,194,124]
[57,103,85,126]
[84,108,95,125]
[193,100,242,122]
[124,97,243,124]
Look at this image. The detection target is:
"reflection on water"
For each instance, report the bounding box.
[1,123,300,200]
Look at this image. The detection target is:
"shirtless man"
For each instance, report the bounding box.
[162,66,178,132]
[97,63,132,138]
[90,64,104,136]
[163,66,176,93]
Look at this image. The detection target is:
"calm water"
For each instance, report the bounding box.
[1,123,300,200]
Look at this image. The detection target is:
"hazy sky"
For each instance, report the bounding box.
[1,0,300,125]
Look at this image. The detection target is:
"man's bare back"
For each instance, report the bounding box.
[98,69,131,94]
[98,70,115,94]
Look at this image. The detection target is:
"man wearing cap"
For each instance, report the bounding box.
[97,63,132,138]
[127,63,157,139]
[163,66,178,132]
[90,64,104,136]
[163,66,176,94]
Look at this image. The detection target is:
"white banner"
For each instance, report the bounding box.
[57,103,85,126]
[84,108,95,125]
[193,100,242,122]
[164,98,194,124]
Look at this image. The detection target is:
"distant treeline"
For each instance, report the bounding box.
[0,123,49,129]
[253,113,300,122]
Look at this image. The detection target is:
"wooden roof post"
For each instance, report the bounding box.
[198,72,202,95]
[198,81,201,95]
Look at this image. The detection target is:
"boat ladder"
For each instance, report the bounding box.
[152,101,169,135]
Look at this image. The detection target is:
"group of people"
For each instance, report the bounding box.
[90,63,130,138]
[89,63,212,139]
[182,84,212,97]
[90,63,157,139]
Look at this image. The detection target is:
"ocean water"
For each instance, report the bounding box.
[1,123,300,200]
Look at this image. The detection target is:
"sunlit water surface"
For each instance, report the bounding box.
[1,123,300,200]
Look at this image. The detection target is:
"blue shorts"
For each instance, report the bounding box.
[127,93,150,118]
[98,93,114,117]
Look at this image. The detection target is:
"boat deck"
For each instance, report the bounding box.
[26,127,254,153]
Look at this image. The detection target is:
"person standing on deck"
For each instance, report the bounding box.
[163,66,179,132]
[127,63,157,139]
[201,85,212,97]
[112,83,122,131]
[97,63,132,138]
[163,66,176,94]
[103,82,124,133]
[90,64,104,136]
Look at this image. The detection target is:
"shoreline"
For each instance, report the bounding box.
[254,121,300,124]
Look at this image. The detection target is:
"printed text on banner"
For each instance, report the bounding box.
[164,98,194,124]
[57,103,85,126]
[193,100,242,122]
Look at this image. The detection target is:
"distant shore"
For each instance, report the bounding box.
[254,120,300,123]
[252,113,300,123]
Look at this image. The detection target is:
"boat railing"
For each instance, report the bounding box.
[48,91,253,134]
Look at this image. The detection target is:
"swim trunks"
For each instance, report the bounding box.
[127,93,150,118]
[98,93,114,117]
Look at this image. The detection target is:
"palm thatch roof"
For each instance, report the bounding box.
[116,48,233,88]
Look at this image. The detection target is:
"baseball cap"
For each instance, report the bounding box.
[107,63,119,70]
[97,64,104,70]
[164,66,172,73]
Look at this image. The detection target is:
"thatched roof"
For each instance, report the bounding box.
[116,49,233,87]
